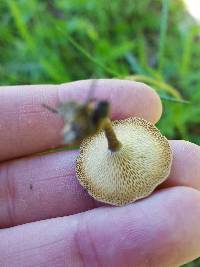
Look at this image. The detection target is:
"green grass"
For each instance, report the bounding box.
[0,1,200,265]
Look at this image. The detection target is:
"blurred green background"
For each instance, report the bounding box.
[0,0,200,265]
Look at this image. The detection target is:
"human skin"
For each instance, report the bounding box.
[0,79,200,267]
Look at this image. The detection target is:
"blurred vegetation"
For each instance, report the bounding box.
[1,0,200,144]
[0,1,200,264]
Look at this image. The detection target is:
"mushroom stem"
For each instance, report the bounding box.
[103,118,122,152]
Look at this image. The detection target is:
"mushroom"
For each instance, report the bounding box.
[76,117,172,206]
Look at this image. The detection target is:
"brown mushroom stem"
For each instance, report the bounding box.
[103,118,122,152]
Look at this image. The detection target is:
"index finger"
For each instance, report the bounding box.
[0,79,162,161]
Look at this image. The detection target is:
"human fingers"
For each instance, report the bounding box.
[0,150,85,228]
[0,187,200,267]
[1,140,200,228]
[160,140,200,190]
[0,79,162,162]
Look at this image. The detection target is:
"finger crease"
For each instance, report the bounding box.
[74,214,102,267]
[4,163,16,227]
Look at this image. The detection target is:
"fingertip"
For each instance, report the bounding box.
[131,81,163,123]
[117,79,161,123]
[163,140,200,190]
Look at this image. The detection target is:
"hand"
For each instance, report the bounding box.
[0,79,200,267]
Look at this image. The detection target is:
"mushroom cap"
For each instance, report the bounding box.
[76,117,172,206]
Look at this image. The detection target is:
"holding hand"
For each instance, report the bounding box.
[0,79,200,267]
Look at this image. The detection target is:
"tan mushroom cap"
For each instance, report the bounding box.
[76,117,172,206]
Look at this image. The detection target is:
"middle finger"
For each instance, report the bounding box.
[0,140,200,228]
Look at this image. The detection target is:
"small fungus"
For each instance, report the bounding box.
[76,117,172,206]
